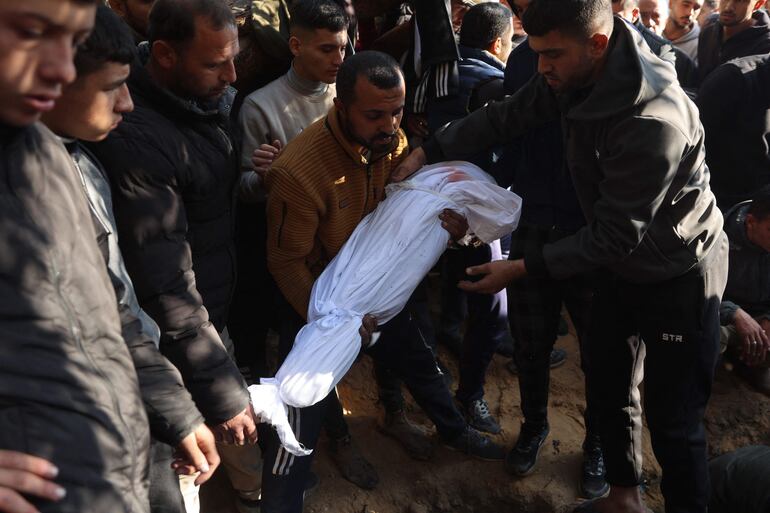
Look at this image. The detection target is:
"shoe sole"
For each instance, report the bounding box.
[578,482,610,500]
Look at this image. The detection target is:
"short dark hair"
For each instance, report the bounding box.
[749,186,770,220]
[459,3,513,49]
[147,0,235,47]
[290,0,350,34]
[75,5,136,76]
[523,0,613,39]
[336,51,403,104]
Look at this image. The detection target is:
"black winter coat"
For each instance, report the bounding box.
[89,58,249,424]
[0,123,150,512]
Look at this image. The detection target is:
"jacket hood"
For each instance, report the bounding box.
[565,16,677,121]
[672,23,700,44]
[133,42,236,122]
[458,45,506,72]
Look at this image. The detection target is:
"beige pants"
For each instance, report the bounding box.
[219,328,263,498]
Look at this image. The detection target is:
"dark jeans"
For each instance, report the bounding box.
[585,234,729,513]
[149,440,185,513]
[451,242,508,405]
[261,298,467,513]
[508,224,597,433]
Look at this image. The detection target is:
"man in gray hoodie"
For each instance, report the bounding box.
[393,0,728,512]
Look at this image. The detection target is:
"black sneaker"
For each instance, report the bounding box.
[379,410,434,461]
[506,348,567,375]
[329,435,379,490]
[580,435,609,499]
[463,398,501,434]
[505,422,549,476]
[445,427,505,461]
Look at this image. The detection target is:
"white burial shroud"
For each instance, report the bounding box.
[249,161,522,456]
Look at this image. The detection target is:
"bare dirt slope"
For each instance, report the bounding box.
[202,323,770,513]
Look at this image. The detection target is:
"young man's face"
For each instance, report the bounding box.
[669,0,702,29]
[746,213,770,253]
[718,0,766,27]
[530,29,603,94]
[0,0,95,127]
[42,61,133,142]
[290,27,348,84]
[108,0,154,38]
[161,17,239,101]
[335,74,405,154]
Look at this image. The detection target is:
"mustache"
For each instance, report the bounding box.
[375,132,397,139]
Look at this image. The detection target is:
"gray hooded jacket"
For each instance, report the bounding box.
[424,16,723,284]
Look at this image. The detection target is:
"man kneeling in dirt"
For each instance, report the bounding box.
[719,186,770,394]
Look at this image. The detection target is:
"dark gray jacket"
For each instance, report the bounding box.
[423,17,723,283]
[720,201,770,324]
[68,140,204,446]
[0,123,150,512]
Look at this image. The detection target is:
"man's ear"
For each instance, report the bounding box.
[333,97,344,112]
[151,40,177,70]
[488,37,503,57]
[108,0,126,17]
[754,0,768,11]
[288,35,302,58]
[632,7,640,23]
[587,32,610,58]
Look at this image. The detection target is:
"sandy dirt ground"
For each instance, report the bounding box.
[200,317,770,513]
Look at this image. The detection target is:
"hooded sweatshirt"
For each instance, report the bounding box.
[424,16,723,284]
[697,9,770,83]
[667,22,700,63]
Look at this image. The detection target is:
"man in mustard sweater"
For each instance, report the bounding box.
[262,50,504,513]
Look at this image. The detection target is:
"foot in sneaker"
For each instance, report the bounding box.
[379,410,434,460]
[445,427,505,461]
[580,434,609,499]
[505,422,549,476]
[329,435,379,490]
[462,398,501,434]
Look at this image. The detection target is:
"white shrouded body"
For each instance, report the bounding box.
[249,162,522,456]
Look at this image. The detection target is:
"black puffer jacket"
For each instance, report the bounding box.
[0,123,150,512]
[89,55,248,424]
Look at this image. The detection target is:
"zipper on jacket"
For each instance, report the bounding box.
[363,164,373,213]
[49,255,140,495]
[277,201,288,247]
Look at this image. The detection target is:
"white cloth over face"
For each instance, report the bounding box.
[249,162,522,456]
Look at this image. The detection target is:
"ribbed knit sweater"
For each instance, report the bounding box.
[265,107,409,319]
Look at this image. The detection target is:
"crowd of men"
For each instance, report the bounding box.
[0,0,769,512]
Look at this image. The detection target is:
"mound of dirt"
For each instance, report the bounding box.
[202,320,770,513]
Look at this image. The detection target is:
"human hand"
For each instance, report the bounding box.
[734,308,769,366]
[405,114,429,138]
[439,209,469,241]
[0,450,65,513]
[390,146,426,183]
[172,423,220,485]
[212,405,258,446]
[251,140,282,178]
[458,259,526,294]
[359,314,378,348]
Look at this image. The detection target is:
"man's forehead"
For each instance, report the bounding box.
[304,28,348,45]
[2,0,96,32]
[353,80,405,109]
[188,21,239,54]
